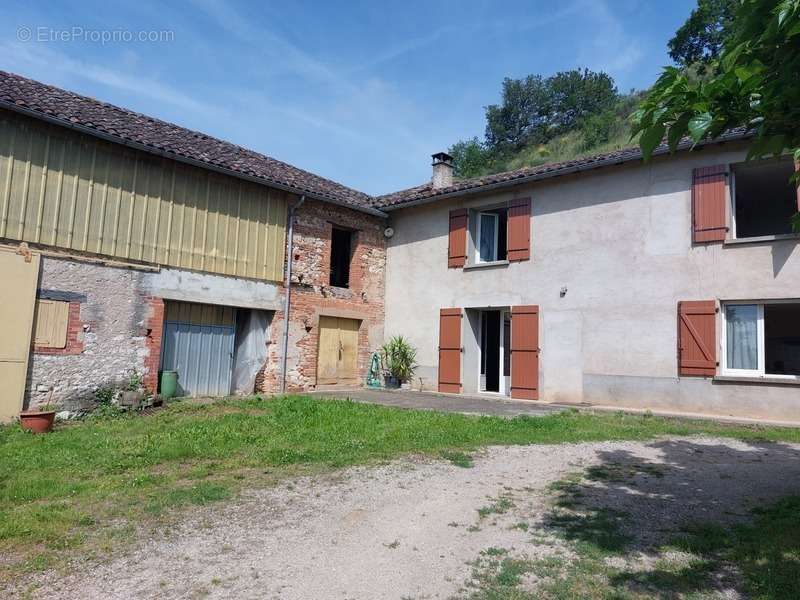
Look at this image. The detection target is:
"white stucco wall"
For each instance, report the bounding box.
[384,143,800,421]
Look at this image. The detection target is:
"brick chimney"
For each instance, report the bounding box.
[431,152,454,189]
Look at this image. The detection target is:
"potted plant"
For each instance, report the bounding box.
[381,336,418,389]
[19,402,57,434]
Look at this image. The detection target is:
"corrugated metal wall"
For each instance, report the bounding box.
[161,301,236,397]
[0,110,288,281]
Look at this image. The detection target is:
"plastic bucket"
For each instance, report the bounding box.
[160,370,179,399]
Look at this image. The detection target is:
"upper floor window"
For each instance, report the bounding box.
[473,208,507,263]
[732,158,798,239]
[329,227,353,288]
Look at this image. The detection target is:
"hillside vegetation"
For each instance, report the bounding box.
[448,0,735,179]
[448,75,645,179]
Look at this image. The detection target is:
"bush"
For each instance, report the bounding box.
[381,336,418,382]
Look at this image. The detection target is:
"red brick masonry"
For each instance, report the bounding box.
[261,198,385,392]
[143,296,165,394]
[33,301,84,355]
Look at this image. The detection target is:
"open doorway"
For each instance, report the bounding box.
[479,309,510,395]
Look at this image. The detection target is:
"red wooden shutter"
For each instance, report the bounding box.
[438,308,462,393]
[507,198,531,261]
[692,165,728,243]
[678,300,717,377]
[510,305,539,400]
[448,209,468,268]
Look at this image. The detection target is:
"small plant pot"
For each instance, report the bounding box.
[19,410,56,434]
[384,375,401,389]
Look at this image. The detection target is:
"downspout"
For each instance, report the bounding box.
[281,194,305,393]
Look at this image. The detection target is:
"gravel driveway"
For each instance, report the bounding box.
[26,436,800,599]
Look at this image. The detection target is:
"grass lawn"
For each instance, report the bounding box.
[2,394,800,583]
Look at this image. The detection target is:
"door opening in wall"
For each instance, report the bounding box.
[479,309,510,395]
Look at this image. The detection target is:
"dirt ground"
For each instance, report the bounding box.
[24,436,800,599]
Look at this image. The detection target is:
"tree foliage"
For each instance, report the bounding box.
[484,69,618,153]
[668,0,736,66]
[634,0,800,229]
[448,137,493,179]
[449,69,621,177]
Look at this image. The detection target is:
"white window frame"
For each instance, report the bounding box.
[721,300,800,380]
[475,212,499,264]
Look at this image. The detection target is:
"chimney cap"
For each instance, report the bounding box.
[431,152,454,166]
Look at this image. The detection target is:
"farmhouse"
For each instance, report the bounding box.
[0,70,798,422]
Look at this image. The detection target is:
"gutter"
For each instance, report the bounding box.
[280,194,305,393]
[379,131,753,212]
[0,101,388,218]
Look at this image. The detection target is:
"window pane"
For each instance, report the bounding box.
[764,303,800,376]
[479,214,497,262]
[733,158,796,238]
[726,305,758,370]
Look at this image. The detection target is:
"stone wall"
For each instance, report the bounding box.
[27,257,158,410]
[24,198,386,408]
[261,199,386,392]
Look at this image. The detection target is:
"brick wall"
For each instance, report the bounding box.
[143,297,165,394]
[24,199,387,407]
[261,199,386,392]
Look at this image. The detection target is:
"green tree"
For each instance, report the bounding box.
[448,137,493,178]
[547,69,618,134]
[633,0,800,229]
[484,69,617,153]
[668,0,736,66]
[484,75,552,152]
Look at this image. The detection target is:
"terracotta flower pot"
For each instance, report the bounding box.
[19,410,56,434]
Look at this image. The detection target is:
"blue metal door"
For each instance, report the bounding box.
[161,302,236,397]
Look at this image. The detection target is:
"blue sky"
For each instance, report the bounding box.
[1,0,695,195]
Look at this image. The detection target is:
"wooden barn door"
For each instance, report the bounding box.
[0,247,40,421]
[317,316,360,386]
[510,305,539,400]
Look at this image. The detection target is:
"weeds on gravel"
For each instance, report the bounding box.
[478,496,515,518]
[440,450,474,468]
[466,467,800,599]
[667,497,800,599]
[2,394,800,583]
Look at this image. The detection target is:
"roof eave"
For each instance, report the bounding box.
[379,132,753,212]
[0,100,388,219]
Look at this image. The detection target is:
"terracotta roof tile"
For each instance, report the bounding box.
[374,128,751,209]
[0,71,752,215]
[0,70,377,213]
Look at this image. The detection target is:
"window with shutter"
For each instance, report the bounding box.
[507,198,531,261]
[678,300,717,376]
[692,166,728,243]
[33,299,69,349]
[438,308,462,393]
[448,209,468,268]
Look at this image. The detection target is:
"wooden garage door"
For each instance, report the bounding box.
[317,316,360,386]
[0,247,40,421]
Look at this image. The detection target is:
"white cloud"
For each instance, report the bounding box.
[0,41,220,116]
[573,0,646,88]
